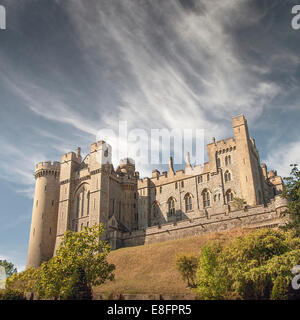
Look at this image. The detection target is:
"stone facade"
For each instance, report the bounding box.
[26,115,288,268]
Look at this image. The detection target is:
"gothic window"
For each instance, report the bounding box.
[228,155,231,165]
[160,186,162,193]
[184,194,193,212]
[168,198,175,216]
[87,192,90,216]
[198,176,203,183]
[226,190,234,203]
[81,190,85,217]
[207,174,210,181]
[214,194,217,202]
[224,171,231,182]
[175,182,178,189]
[203,190,210,208]
[217,158,221,168]
[181,181,184,188]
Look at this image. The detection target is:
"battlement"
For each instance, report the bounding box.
[35,161,60,172]
[90,140,106,153]
[61,151,81,163]
[232,114,247,128]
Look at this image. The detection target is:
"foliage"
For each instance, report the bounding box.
[194,229,300,300]
[281,164,300,235]
[0,260,17,277]
[0,288,25,300]
[175,254,198,288]
[6,267,39,293]
[36,224,115,300]
[232,197,245,210]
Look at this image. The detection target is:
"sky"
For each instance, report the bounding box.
[0,0,300,272]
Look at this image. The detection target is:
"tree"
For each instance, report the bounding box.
[281,164,300,235]
[0,260,17,277]
[195,229,300,300]
[36,224,115,299]
[232,197,245,210]
[175,254,198,288]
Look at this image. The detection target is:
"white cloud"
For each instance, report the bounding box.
[263,140,300,178]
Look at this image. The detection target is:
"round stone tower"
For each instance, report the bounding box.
[26,161,60,268]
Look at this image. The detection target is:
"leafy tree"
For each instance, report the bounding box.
[281,164,300,235]
[36,224,115,299]
[7,224,115,300]
[175,254,198,288]
[0,260,17,277]
[195,229,300,300]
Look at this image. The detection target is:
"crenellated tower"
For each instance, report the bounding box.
[26,161,60,268]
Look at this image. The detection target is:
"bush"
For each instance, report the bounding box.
[0,289,25,300]
[195,229,300,300]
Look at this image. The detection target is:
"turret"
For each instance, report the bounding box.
[26,161,60,268]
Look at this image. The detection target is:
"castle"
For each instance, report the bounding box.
[26,115,288,268]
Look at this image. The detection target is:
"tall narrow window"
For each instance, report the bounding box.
[168,198,175,216]
[181,181,184,188]
[87,192,90,216]
[160,186,162,193]
[217,158,221,168]
[175,182,178,189]
[198,176,202,183]
[81,191,85,217]
[226,191,234,203]
[224,171,231,182]
[203,190,210,208]
[185,194,192,211]
[228,155,231,165]
[207,174,210,181]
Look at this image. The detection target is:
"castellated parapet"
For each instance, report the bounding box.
[26,115,289,267]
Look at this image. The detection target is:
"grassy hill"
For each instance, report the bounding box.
[94,228,252,296]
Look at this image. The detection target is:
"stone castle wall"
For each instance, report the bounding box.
[109,197,287,249]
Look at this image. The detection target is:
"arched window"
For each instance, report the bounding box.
[168,198,175,216]
[216,158,221,168]
[228,155,231,165]
[152,202,159,218]
[202,190,210,208]
[184,194,193,211]
[87,192,90,216]
[214,194,217,202]
[224,170,231,182]
[226,190,234,203]
[81,190,85,217]
[225,156,228,166]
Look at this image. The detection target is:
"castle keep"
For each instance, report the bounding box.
[26,115,288,268]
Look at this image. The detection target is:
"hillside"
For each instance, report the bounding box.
[94,228,253,296]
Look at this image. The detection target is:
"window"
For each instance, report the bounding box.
[87,221,89,228]
[198,176,202,183]
[87,192,90,216]
[175,182,178,189]
[51,200,54,207]
[224,171,231,182]
[226,190,234,203]
[185,194,192,211]
[216,158,221,168]
[181,181,184,188]
[81,191,85,217]
[168,198,175,216]
[160,186,162,193]
[228,155,231,165]
[44,185,47,192]
[214,194,217,202]
[203,190,210,208]
[207,174,210,181]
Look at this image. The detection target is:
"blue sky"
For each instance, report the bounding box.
[0,0,300,271]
